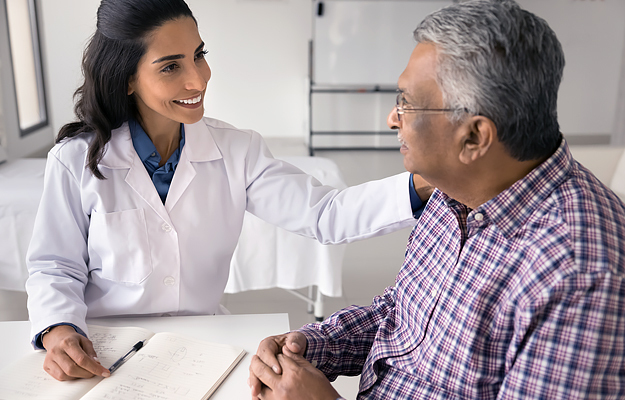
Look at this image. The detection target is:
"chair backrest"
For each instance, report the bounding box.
[610,149,625,201]
[569,146,625,196]
[0,146,7,164]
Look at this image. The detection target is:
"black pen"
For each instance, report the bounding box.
[108,340,145,374]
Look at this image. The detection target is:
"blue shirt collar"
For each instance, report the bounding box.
[129,118,186,175]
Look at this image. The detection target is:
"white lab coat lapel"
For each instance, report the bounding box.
[125,155,173,224]
[100,123,172,225]
[165,119,222,213]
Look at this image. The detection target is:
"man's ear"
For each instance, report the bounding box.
[458,116,497,165]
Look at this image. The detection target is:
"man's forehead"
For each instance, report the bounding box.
[398,42,440,102]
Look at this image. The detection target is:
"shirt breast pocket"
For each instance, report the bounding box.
[88,208,153,284]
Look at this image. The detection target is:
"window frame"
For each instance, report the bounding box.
[0,0,52,159]
[4,0,49,137]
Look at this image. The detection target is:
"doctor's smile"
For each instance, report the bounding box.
[173,93,203,108]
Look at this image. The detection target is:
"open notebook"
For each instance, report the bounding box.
[0,324,246,400]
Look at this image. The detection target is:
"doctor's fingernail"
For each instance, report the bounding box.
[272,365,279,373]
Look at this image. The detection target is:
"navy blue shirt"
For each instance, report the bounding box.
[409,174,425,218]
[129,118,185,203]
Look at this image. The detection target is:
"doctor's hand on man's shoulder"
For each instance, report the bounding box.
[42,324,111,381]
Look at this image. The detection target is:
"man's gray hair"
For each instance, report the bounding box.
[415,0,564,161]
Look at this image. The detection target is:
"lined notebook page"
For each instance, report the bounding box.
[81,332,246,400]
[0,325,154,400]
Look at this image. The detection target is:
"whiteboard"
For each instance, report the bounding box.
[312,0,625,136]
[312,1,452,86]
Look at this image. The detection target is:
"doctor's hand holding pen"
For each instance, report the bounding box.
[41,325,111,380]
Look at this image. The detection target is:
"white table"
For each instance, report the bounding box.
[0,313,290,399]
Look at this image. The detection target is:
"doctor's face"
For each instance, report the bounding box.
[128,17,211,129]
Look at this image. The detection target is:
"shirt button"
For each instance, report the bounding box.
[163,276,175,286]
[162,222,172,232]
[151,152,156,157]
[474,213,484,221]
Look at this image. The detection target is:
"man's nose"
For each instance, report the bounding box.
[387,106,400,130]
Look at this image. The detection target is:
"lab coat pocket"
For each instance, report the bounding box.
[88,208,153,284]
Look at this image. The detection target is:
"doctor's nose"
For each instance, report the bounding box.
[387,106,400,130]
[184,64,210,92]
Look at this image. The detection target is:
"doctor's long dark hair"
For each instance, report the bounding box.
[57,0,196,179]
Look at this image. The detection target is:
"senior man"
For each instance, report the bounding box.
[249,1,625,399]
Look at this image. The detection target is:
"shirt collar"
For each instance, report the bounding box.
[128,118,155,163]
[441,138,572,239]
[128,118,186,173]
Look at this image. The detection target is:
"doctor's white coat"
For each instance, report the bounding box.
[26,117,415,339]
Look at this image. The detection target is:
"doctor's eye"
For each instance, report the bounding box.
[195,49,208,61]
[160,63,179,74]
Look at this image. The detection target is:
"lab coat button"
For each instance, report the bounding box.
[162,223,172,232]
[163,276,175,286]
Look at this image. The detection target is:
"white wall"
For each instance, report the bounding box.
[35,0,625,144]
[520,0,625,139]
[39,0,312,140]
[38,0,99,141]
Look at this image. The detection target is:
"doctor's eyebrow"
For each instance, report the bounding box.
[151,42,205,64]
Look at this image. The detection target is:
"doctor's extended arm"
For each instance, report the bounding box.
[244,132,425,244]
[25,150,109,380]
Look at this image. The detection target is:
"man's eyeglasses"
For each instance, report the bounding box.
[395,91,467,121]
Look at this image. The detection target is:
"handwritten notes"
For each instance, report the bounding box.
[0,325,245,400]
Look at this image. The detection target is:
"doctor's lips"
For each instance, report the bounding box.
[173,93,203,108]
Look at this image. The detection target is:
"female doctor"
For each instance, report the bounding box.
[25,0,431,381]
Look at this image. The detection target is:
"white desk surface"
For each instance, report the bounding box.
[0,313,290,399]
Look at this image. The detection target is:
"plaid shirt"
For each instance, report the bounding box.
[300,140,625,399]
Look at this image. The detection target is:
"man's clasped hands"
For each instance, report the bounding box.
[248,332,340,400]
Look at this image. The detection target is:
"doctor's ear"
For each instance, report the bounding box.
[127,77,136,96]
[458,116,496,165]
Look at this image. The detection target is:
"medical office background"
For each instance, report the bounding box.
[1,0,625,322]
